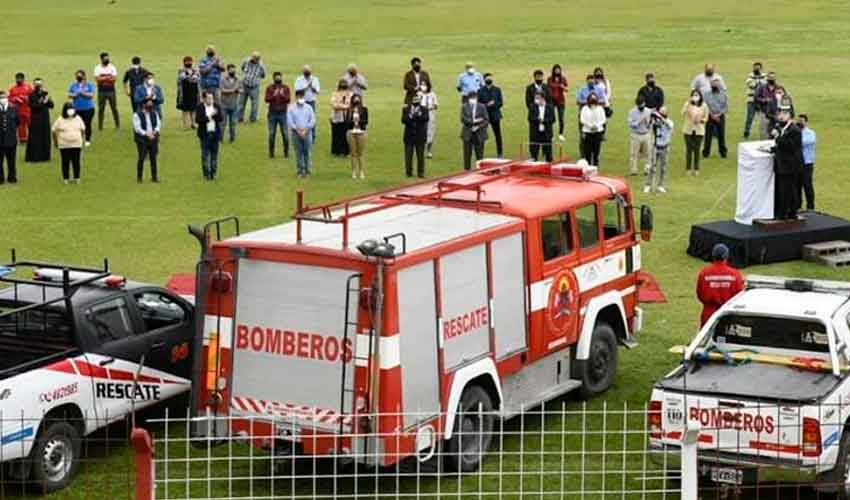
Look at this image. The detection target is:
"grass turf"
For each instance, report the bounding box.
[4,0,850,498]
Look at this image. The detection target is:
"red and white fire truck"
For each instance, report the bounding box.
[189,159,654,470]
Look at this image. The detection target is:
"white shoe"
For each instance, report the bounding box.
[558,134,566,142]
[426,152,433,159]
[352,171,357,179]
[642,186,651,194]
[63,180,69,185]
[694,170,700,177]
[359,171,365,179]
[84,141,91,147]
[657,186,667,193]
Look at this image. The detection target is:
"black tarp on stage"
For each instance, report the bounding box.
[687,212,850,268]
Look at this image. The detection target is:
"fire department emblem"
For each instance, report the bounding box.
[546,270,579,336]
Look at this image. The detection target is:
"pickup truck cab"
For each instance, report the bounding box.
[0,257,194,492]
[649,275,850,497]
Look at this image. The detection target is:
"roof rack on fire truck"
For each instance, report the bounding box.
[292,159,601,249]
[0,249,115,319]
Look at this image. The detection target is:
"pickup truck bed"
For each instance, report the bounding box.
[657,361,844,403]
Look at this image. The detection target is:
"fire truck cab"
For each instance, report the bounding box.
[190,159,653,471]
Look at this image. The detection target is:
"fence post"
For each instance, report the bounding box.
[131,427,154,500]
[679,426,700,500]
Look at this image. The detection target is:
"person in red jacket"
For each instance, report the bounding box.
[696,243,744,326]
[8,73,32,143]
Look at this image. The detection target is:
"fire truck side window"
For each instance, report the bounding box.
[541,212,574,261]
[603,199,629,239]
[576,203,599,249]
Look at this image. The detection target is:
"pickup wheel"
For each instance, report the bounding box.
[829,428,850,499]
[578,322,618,399]
[444,385,494,473]
[29,421,81,494]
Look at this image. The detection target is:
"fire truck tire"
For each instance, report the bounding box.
[578,322,618,399]
[444,385,494,473]
[28,421,82,494]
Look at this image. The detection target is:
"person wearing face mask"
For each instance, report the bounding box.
[456,62,483,102]
[691,63,726,99]
[132,96,161,183]
[51,103,85,184]
[177,56,201,130]
[771,109,803,220]
[702,77,729,159]
[681,90,708,176]
[195,91,224,180]
[0,91,19,184]
[123,56,148,112]
[769,86,795,131]
[579,92,606,166]
[94,52,120,130]
[797,114,816,211]
[344,94,369,179]
[419,81,439,158]
[219,64,242,144]
[645,106,674,194]
[754,72,778,140]
[287,89,316,177]
[525,69,551,110]
[403,57,430,104]
[8,73,33,143]
[637,72,664,111]
[547,65,568,142]
[199,45,225,104]
[342,64,368,97]
[401,94,429,178]
[478,74,503,158]
[460,91,489,170]
[743,62,766,139]
[576,74,606,157]
[133,73,165,119]
[238,51,266,123]
[330,79,352,156]
[25,78,53,163]
[628,96,653,175]
[593,67,612,122]
[528,91,555,162]
[68,70,95,146]
[265,71,291,158]
[294,65,321,144]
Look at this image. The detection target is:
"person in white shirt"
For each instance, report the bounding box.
[420,81,438,158]
[195,90,224,180]
[132,97,161,183]
[580,93,606,166]
[93,52,120,130]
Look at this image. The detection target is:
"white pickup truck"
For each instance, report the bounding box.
[649,275,850,497]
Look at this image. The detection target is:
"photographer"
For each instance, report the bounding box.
[645,107,673,194]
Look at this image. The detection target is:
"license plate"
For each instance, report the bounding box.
[710,467,743,485]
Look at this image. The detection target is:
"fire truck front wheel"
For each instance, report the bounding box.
[28,420,82,494]
[578,322,619,399]
[444,385,495,473]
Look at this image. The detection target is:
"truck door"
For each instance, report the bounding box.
[129,289,194,379]
[600,196,635,297]
[538,211,580,351]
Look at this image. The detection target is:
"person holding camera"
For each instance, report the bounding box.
[25,79,53,162]
[580,92,606,166]
[628,96,653,175]
[645,107,673,194]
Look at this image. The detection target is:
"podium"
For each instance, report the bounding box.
[735,141,774,225]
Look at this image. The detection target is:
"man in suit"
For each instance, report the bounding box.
[195,90,224,180]
[460,91,490,171]
[132,96,161,183]
[771,109,803,220]
[402,94,429,178]
[0,91,19,184]
[478,73,503,157]
[525,69,550,110]
[528,91,555,161]
[403,57,431,105]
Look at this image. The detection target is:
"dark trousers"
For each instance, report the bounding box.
[582,132,602,166]
[128,91,139,113]
[684,133,703,170]
[530,142,553,162]
[200,134,220,179]
[555,104,565,135]
[404,141,425,177]
[801,165,815,210]
[77,108,94,141]
[97,91,120,130]
[490,118,503,157]
[703,115,727,157]
[743,101,756,138]
[774,173,799,220]
[136,139,159,181]
[463,137,485,170]
[0,145,16,183]
[59,147,81,180]
[267,112,289,157]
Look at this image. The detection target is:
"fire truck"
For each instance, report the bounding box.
[189,159,654,470]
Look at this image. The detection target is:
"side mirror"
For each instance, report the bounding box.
[640,205,653,241]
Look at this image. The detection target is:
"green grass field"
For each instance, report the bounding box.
[4,0,850,498]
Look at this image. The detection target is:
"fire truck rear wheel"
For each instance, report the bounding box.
[444,385,495,473]
[578,322,618,399]
[28,421,82,494]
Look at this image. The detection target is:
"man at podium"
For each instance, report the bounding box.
[771,109,804,220]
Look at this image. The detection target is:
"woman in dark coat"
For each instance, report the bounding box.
[25,78,53,162]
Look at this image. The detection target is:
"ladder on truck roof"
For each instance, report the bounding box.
[292,159,596,250]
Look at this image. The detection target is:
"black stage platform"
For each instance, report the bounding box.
[687,212,850,268]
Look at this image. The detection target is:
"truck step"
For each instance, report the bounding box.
[803,240,850,262]
[816,253,850,268]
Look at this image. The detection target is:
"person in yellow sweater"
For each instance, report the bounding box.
[681,89,708,176]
